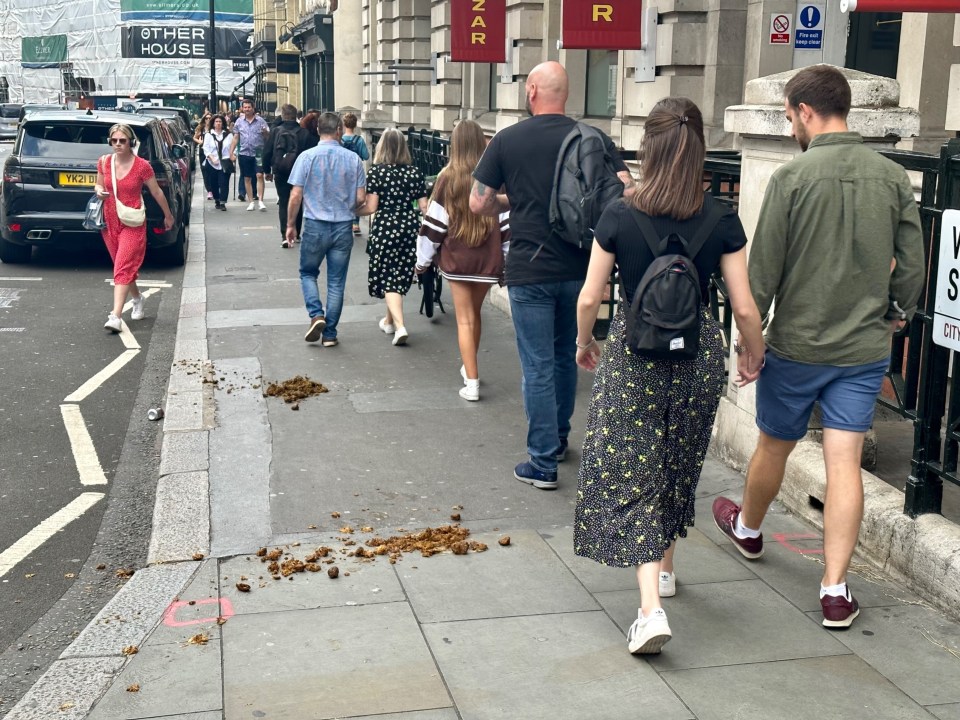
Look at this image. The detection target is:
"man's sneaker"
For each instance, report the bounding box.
[304,316,326,342]
[556,439,569,462]
[322,337,339,348]
[238,194,247,202]
[130,295,145,320]
[392,327,409,346]
[281,239,290,248]
[659,572,676,598]
[821,591,860,629]
[258,200,267,211]
[626,608,672,654]
[246,202,256,212]
[514,462,557,490]
[379,317,396,335]
[712,497,764,559]
[104,313,122,333]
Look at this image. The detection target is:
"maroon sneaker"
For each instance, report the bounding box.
[712,497,764,559]
[821,591,860,629]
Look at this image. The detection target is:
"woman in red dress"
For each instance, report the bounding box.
[94,123,174,333]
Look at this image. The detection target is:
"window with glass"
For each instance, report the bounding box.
[585,50,617,118]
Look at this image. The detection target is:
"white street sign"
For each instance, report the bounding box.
[934,209,960,351]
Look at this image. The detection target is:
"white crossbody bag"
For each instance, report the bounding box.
[111,155,146,228]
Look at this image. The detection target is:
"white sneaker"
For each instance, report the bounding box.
[659,572,676,598]
[626,609,672,654]
[459,379,479,402]
[392,327,408,346]
[379,317,396,334]
[246,202,256,212]
[104,313,122,333]
[460,365,468,386]
[130,295,145,320]
[258,200,267,211]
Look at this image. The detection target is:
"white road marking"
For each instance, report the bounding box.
[64,349,140,403]
[0,277,42,281]
[0,493,105,578]
[59,405,109,485]
[105,280,172,288]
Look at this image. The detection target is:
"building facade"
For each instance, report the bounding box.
[254,0,959,152]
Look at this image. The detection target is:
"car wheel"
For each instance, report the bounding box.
[0,238,31,264]
[154,224,187,267]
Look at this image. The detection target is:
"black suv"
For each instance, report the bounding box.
[0,110,191,265]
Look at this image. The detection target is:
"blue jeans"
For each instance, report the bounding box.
[299,219,354,340]
[508,280,583,473]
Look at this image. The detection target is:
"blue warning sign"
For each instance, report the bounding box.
[799,5,821,28]
[795,29,823,48]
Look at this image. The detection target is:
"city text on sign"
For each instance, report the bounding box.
[933,210,960,351]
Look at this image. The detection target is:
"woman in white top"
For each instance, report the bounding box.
[203,114,231,210]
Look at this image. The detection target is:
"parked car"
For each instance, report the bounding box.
[0,110,190,265]
[18,104,67,123]
[155,114,196,173]
[0,103,23,140]
[136,106,193,130]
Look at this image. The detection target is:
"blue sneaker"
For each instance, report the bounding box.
[514,462,557,490]
[556,439,569,462]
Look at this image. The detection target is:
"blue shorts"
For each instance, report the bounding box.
[237,154,263,177]
[755,352,888,441]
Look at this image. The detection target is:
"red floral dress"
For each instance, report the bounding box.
[98,154,154,285]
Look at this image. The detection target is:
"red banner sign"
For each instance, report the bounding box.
[843,0,960,10]
[561,0,643,50]
[451,0,506,63]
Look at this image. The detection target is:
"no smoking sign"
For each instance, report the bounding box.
[770,13,792,44]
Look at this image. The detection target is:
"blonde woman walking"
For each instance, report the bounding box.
[417,120,509,400]
[359,128,428,346]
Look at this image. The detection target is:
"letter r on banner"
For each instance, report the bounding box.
[562,0,642,49]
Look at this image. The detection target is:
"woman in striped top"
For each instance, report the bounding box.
[417,120,510,401]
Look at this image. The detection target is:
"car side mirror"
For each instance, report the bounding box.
[171,144,186,159]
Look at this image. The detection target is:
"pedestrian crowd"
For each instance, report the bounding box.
[171,62,928,657]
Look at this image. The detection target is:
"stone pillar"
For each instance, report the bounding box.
[334,0,364,112]
[715,66,919,467]
[898,13,960,153]
[743,0,797,85]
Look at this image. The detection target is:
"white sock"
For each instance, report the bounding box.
[734,514,761,539]
[820,582,848,599]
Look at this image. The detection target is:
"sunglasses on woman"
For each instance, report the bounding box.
[110,137,129,145]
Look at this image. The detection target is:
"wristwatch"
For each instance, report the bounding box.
[733,342,746,355]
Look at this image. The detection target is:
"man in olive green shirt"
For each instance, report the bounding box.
[712,65,924,629]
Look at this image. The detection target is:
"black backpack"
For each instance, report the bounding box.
[624,195,726,360]
[272,126,300,177]
[549,122,625,250]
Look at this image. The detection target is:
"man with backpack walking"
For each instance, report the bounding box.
[340,112,369,236]
[264,103,311,248]
[712,65,924,629]
[469,60,633,490]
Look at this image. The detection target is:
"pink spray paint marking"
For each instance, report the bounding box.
[772,532,823,555]
[162,597,235,627]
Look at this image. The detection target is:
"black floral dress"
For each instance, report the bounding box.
[367,164,427,298]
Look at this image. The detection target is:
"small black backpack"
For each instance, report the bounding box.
[624,195,725,360]
[272,126,300,177]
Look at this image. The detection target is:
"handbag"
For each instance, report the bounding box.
[82,194,105,231]
[220,157,234,175]
[110,155,146,228]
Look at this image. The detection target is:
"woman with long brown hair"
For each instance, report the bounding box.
[416,120,510,400]
[360,127,429,346]
[573,97,765,654]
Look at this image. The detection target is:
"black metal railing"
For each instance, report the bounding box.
[877,139,960,517]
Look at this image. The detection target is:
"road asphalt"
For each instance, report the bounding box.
[5,179,960,720]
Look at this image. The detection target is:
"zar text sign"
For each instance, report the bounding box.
[451,0,506,63]
[934,210,960,351]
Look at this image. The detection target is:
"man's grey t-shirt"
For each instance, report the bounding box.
[288,140,366,223]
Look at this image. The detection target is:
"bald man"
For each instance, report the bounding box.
[470,61,633,491]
